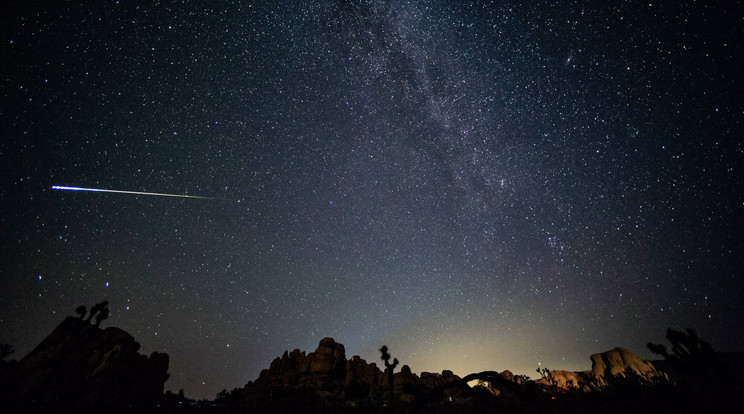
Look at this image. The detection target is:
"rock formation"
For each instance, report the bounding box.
[544,369,590,389]
[0,316,170,412]
[224,338,729,412]
[419,369,462,389]
[233,337,472,408]
[531,348,662,390]
[590,347,662,385]
[234,339,672,409]
[247,337,350,392]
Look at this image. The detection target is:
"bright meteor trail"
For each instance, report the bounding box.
[52,185,216,199]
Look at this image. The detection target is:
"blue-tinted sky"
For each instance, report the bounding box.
[2,0,742,400]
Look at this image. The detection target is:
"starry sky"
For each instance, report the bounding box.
[2,0,742,400]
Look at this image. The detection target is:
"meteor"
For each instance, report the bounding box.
[52,185,217,199]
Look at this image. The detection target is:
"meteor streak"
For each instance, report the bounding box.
[52,185,216,199]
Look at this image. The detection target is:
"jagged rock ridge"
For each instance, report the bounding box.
[233,337,474,406]
[232,338,670,409]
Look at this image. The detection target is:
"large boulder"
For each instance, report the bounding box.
[393,364,422,398]
[590,347,661,385]
[345,355,384,388]
[420,369,462,389]
[245,337,351,398]
[300,337,347,390]
[0,317,169,412]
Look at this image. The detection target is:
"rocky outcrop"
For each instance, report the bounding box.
[394,364,423,398]
[248,337,351,393]
[545,369,590,389]
[235,338,470,407]
[591,347,662,385]
[345,354,384,389]
[305,337,347,389]
[419,369,461,389]
[532,348,662,390]
[228,339,694,411]
[0,317,169,412]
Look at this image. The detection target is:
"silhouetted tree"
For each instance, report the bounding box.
[85,303,98,322]
[95,306,109,327]
[86,300,109,324]
[75,305,87,319]
[646,327,740,411]
[647,327,722,382]
[536,367,557,388]
[379,345,399,409]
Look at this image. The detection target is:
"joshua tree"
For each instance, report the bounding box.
[75,305,87,319]
[95,306,110,327]
[379,345,399,408]
[647,327,724,384]
[86,300,109,323]
[536,367,556,387]
[85,303,99,322]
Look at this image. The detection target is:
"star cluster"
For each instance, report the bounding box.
[1,0,742,399]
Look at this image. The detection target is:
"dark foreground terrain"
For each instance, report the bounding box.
[1,310,742,413]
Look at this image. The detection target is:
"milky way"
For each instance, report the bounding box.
[2,1,742,399]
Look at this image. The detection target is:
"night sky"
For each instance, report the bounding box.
[2,0,742,400]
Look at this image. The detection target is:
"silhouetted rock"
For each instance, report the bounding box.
[420,369,462,389]
[236,337,362,408]
[225,335,744,413]
[233,337,474,409]
[232,338,734,412]
[304,337,347,389]
[499,369,514,382]
[393,364,421,400]
[249,337,348,392]
[345,354,385,390]
[0,317,169,413]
